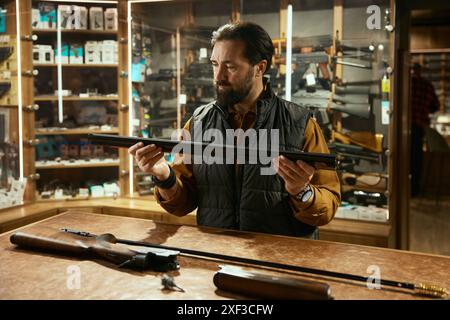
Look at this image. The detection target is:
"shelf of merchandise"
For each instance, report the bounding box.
[26,1,121,202]
[35,127,119,135]
[34,95,119,101]
[34,64,118,68]
[32,29,117,36]
[35,160,120,169]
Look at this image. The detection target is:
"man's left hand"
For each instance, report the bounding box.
[273,155,315,197]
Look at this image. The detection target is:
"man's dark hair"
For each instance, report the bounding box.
[211,22,274,73]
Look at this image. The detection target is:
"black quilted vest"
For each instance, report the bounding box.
[190,86,316,238]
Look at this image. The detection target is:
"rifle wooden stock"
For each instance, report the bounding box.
[88,134,337,170]
[214,266,333,300]
[10,231,179,271]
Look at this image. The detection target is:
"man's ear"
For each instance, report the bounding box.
[255,60,267,78]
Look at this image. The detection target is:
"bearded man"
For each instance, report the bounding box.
[129,22,341,239]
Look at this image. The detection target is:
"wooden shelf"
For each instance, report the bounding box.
[36,195,117,202]
[34,63,118,68]
[410,48,450,54]
[34,95,119,101]
[35,127,119,135]
[33,29,117,36]
[36,160,120,169]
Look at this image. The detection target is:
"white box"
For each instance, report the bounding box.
[101,40,116,64]
[72,6,88,30]
[89,7,103,30]
[104,8,118,31]
[33,45,41,63]
[32,9,41,29]
[85,41,101,64]
[33,45,54,64]
[114,41,118,64]
[42,45,54,64]
[69,43,83,64]
[58,5,73,30]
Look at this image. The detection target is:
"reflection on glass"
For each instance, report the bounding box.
[129,0,392,224]
[0,2,23,208]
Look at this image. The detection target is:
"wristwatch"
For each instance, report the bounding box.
[295,184,314,203]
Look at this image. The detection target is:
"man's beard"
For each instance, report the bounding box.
[215,69,254,109]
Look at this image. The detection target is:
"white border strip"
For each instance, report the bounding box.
[176,28,181,131]
[285,4,292,101]
[41,0,118,4]
[127,0,134,196]
[56,9,63,123]
[129,0,173,3]
[15,0,24,180]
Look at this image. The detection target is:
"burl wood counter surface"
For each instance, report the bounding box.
[0,211,448,300]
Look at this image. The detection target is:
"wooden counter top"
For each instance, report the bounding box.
[0,211,448,300]
[0,198,392,247]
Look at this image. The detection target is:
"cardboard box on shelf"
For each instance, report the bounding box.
[58,5,73,30]
[33,45,54,64]
[85,41,101,64]
[32,8,40,29]
[0,7,5,33]
[69,43,83,64]
[38,2,56,29]
[89,7,103,30]
[72,5,88,30]
[101,40,116,64]
[104,8,118,31]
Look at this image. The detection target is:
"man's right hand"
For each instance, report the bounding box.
[128,143,170,181]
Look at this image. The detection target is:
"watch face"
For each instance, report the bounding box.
[301,189,313,203]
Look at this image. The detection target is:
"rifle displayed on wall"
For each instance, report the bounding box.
[87,134,338,170]
[291,52,372,70]
[291,90,372,119]
[329,142,383,173]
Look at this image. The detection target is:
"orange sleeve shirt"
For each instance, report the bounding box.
[155,107,341,227]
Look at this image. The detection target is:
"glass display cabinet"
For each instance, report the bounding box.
[127,0,398,247]
[0,0,402,248]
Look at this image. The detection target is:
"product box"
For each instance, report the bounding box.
[89,7,103,30]
[32,8,40,29]
[54,43,70,64]
[103,182,119,197]
[69,43,83,64]
[33,45,54,64]
[0,7,5,33]
[104,8,118,31]
[58,5,73,30]
[85,41,101,64]
[101,40,116,64]
[114,41,118,64]
[72,5,88,30]
[32,45,40,64]
[38,2,56,29]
